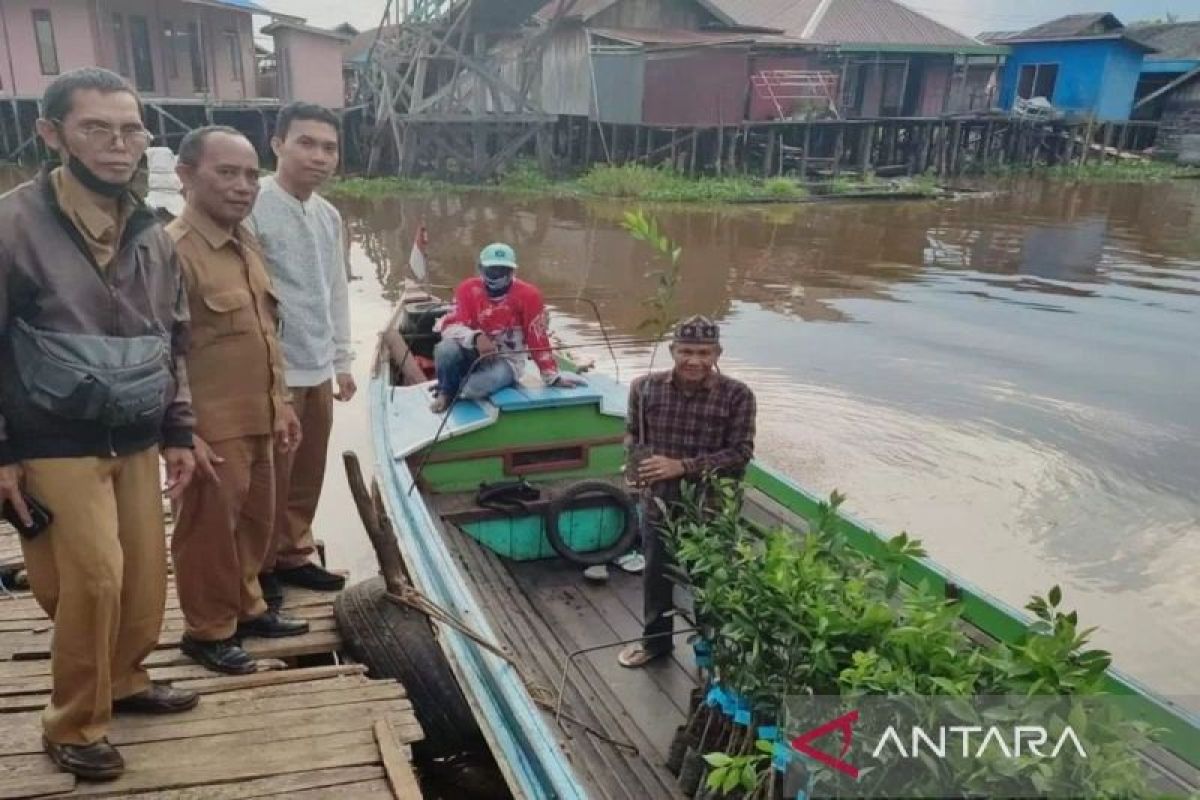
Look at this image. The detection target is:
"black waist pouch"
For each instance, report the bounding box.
[11,317,170,428]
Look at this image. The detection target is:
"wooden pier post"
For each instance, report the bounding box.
[938,122,950,176]
[799,124,811,180]
[765,128,777,177]
[565,118,576,167]
[919,122,933,174]
[1080,119,1095,167]
[537,124,553,175]
[0,103,11,158]
[715,125,724,176]
[860,124,875,176]
[832,126,844,179]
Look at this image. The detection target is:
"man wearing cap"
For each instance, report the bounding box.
[618,316,757,668]
[431,242,584,412]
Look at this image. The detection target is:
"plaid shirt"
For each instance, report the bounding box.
[627,370,757,502]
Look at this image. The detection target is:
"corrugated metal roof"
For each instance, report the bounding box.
[705,0,984,48]
[695,0,822,33]
[813,0,979,47]
[1131,21,1200,61]
[1012,12,1120,41]
[997,12,1156,52]
[589,26,806,49]
[262,20,353,40]
[977,30,1020,43]
[591,26,752,45]
[534,0,621,23]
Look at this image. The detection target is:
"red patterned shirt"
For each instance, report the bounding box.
[436,276,559,381]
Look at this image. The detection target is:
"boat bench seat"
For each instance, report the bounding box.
[491,371,630,417]
[489,383,605,411]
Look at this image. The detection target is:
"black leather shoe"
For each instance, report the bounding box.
[237,610,310,639]
[113,682,200,714]
[44,736,124,781]
[180,634,256,675]
[276,562,346,591]
[258,571,284,611]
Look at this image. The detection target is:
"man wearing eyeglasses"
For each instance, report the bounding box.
[0,68,198,780]
[430,242,585,413]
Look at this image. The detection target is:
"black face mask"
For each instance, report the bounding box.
[54,123,131,199]
[65,150,130,199]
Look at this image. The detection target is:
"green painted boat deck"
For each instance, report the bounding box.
[461,506,627,561]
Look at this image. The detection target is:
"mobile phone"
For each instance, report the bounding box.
[2,493,53,539]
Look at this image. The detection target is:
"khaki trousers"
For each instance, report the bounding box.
[172,435,274,641]
[265,381,332,572]
[18,448,166,746]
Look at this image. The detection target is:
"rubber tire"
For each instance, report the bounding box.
[335,576,485,758]
[544,480,640,566]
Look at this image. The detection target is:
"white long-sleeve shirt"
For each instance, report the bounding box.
[249,176,353,387]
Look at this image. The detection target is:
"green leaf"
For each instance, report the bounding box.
[756,739,775,754]
[741,761,758,788]
[1048,585,1062,607]
[722,766,741,793]
[703,752,733,768]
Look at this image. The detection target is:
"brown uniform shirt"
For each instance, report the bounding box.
[51,167,131,269]
[166,206,288,444]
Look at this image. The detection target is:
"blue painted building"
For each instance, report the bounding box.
[982,13,1156,120]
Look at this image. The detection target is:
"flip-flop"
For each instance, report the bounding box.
[617,643,670,668]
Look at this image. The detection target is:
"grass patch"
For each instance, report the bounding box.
[577,164,807,202]
[495,158,558,192]
[989,159,1200,182]
[324,175,454,199]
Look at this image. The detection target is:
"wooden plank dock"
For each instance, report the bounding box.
[0,523,425,799]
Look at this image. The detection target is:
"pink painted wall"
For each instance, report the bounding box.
[274,29,346,109]
[0,0,100,98]
[918,61,951,117]
[0,0,257,100]
[97,0,256,100]
[642,47,749,126]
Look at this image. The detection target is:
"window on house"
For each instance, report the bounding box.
[32,10,59,76]
[1017,63,1059,101]
[163,21,179,79]
[112,14,130,76]
[128,16,155,92]
[224,30,243,82]
[187,22,207,92]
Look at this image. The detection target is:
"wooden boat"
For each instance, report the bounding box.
[346,283,1200,799]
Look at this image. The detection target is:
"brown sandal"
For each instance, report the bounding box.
[617,643,670,668]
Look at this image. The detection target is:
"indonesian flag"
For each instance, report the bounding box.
[409,224,429,281]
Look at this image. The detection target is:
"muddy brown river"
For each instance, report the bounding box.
[2,168,1195,705]
[324,180,1199,706]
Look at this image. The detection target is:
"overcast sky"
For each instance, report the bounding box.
[264,0,1199,38]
